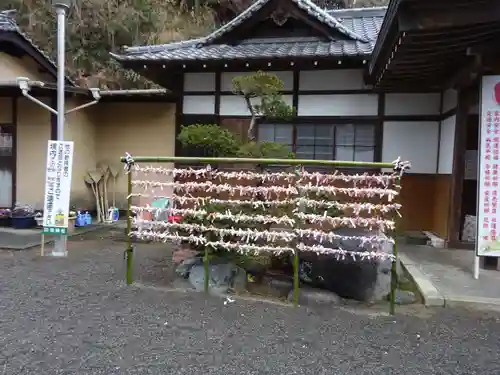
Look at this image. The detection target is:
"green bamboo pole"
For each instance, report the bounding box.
[389,175,401,315]
[293,251,299,307]
[203,166,213,294]
[120,156,394,169]
[204,246,209,293]
[126,168,133,285]
[292,166,303,307]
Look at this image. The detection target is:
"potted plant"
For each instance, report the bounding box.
[10,204,36,229]
[0,208,11,227]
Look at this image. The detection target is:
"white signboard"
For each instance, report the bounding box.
[42,140,74,235]
[477,76,500,256]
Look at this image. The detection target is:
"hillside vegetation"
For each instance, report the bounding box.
[1,0,389,88]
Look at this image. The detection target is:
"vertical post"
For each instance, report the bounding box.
[52,5,68,257]
[292,165,302,307]
[203,165,212,293]
[126,168,133,284]
[293,250,299,307]
[389,175,401,315]
[204,246,209,293]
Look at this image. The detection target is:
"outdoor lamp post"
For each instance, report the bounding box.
[52,0,72,256]
[52,0,72,142]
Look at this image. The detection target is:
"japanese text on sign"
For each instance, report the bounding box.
[478,76,500,256]
[42,141,74,231]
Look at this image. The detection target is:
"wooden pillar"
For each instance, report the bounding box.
[447,87,476,245]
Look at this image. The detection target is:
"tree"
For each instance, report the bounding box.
[232,71,295,141]
[3,0,216,88]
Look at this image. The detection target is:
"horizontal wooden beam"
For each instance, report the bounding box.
[399,0,500,31]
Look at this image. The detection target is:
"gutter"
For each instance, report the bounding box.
[99,89,169,96]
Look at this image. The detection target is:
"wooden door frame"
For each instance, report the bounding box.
[0,97,17,208]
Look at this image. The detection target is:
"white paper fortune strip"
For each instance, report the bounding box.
[131,180,400,200]
[133,218,393,247]
[127,194,402,214]
[296,243,395,261]
[134,219,296,242]
[134,165,400,186]
[131,206,296,226]
[293,212,395,231]
[130,230,294,254]
[130,229,393,260]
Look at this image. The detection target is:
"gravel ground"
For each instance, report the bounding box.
[0,231,499,374]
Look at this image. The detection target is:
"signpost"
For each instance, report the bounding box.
[476,75,500,278]
[41,140,74,256]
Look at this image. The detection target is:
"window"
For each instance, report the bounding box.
[258,123,376,161]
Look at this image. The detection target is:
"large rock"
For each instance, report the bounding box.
[187,260,238,295]
[175,256,203,278]
[297,227,394,302]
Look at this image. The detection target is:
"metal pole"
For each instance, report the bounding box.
[56,6,66,141]
[52,5,68,257]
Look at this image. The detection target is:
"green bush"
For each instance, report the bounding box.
[177,124,241,157]
[237,141,295,159]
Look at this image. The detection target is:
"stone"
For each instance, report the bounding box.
[296,227,396,302]
[231,267,247,292]
[188,261,238,295]
[269,278,293,297]
[393,290,418,305]
[287,287,342,306]
[175,256,203,279]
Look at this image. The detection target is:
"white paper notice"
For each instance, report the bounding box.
[477,76,500,256]
[42,141,74,234]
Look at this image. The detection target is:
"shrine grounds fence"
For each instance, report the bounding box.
[120,155,410,315]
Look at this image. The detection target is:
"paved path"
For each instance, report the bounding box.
[1,234,500,374]
[0,224,105,250]
[400,245,500,306]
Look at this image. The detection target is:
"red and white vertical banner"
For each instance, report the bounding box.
[477,76,500,256]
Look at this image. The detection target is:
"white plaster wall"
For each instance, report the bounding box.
[220,95,293,116]
[221,71,294,91]
[442,89,457,113]
[385,93,441,115]
[184,73,216,91]
[382,121,439,174]
[183,95,216,114]
[298,94,378,116]
[438,115,456,174]
[299,69,366,91]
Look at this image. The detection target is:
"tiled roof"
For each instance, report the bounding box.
[111,4,386,63]
[201,0,368,44]
[113,38,375,62]
[0,10,75,86]
[327,7,386,41]
[0,10,17,31]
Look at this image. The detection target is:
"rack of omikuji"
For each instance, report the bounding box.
[121,154,410,315]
